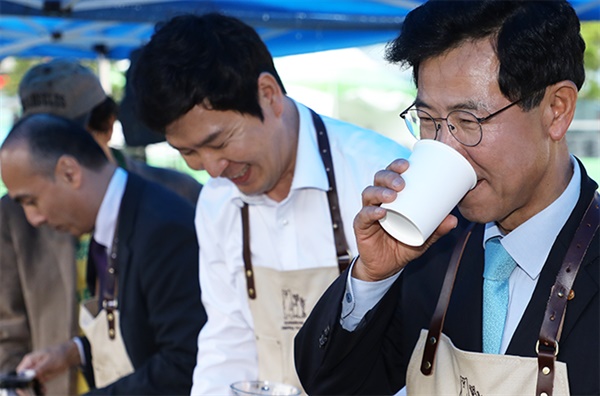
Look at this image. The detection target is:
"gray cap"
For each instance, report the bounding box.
[19,59,107,120]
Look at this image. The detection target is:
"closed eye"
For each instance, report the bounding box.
[177,148,195,156]
[14,197,36,207]
[209,142,227,150]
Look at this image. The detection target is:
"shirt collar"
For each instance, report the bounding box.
[289,100,329,192]
[484,156,581,280]
[93,167,128,248]
[235,99,328,206]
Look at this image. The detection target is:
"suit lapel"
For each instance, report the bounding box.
[507,242,566,357]
[445,224,485,353]
[507,168,599,357]
[114,174,142,311]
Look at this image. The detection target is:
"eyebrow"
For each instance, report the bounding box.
[170,129,222,151]
[11,194,29,205]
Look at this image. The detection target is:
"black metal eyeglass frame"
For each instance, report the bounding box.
[399,97,526,147]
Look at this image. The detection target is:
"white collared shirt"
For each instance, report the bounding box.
[191,99,411,395]
[93,167,128,249]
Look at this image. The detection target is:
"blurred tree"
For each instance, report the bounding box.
[580,22,600,100]
[0,58,125,101]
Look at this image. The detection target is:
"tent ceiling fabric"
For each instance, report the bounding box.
[1,0,597,61]
[0,0,420,60]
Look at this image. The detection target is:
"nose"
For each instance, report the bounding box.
[203,158,229,178]
[184,150,228,178]
[435,121,463,151]
[24,207,47,227]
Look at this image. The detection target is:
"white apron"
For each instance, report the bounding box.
[248,266,339,393]
[242,108,352,394]
[79,298,134,388]
[406,330,570,395]
[405,194,598,396]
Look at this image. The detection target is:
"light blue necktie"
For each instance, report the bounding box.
[483,236,517,354]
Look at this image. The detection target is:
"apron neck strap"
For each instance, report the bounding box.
[420,222,475,375]
[309,108,352,273]
[420,192,599,396]
[536,191,599,396]
[241,108,351,300]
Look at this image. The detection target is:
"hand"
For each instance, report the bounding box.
[352,158,458,281]
[16,340,81,384]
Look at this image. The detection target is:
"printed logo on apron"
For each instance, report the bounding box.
[249,266,339,394]
[282,288,308,331]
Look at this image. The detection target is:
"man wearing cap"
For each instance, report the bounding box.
[0,58,202,395]
[17,59,202,204]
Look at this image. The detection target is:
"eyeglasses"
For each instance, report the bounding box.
[399,97,525,147]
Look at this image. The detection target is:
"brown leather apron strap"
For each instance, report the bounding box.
[242,203,256,299]
[103,230,119,340]
[421,222,475,375]
[309,109,352,273]
[241,108,352,299]
[536,192,599,396]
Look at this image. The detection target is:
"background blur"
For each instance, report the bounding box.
[0,21,598,195]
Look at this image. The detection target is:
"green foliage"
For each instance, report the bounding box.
[582,22,600,69]
[580,22,600,100]
[0,58,125,101]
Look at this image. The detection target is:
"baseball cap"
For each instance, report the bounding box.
[19,59,107,122]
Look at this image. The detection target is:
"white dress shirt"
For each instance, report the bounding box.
[191,100,411,395]
[94,167,128,249]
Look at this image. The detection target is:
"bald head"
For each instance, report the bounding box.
[1,113,108,178]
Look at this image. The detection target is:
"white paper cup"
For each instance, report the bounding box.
[379,139,476,246]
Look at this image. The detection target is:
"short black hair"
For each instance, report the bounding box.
[385,0,585,110]
[88,96,119,133]
[2,113,108,177]
[131,13,286,133]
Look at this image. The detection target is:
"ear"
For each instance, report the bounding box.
[55,155,83,188]
[543,81,578,142]
[257,72,285,118]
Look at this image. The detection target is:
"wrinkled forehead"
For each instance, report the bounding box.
[416,40,502,107]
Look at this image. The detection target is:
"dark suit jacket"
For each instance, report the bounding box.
[295,162,599,396]
[84,173,206,395]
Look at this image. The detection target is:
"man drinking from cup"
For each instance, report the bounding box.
[295,1,598,395]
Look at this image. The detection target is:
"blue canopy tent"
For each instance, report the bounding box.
[0,0,597,61]
[0,0,426,60]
